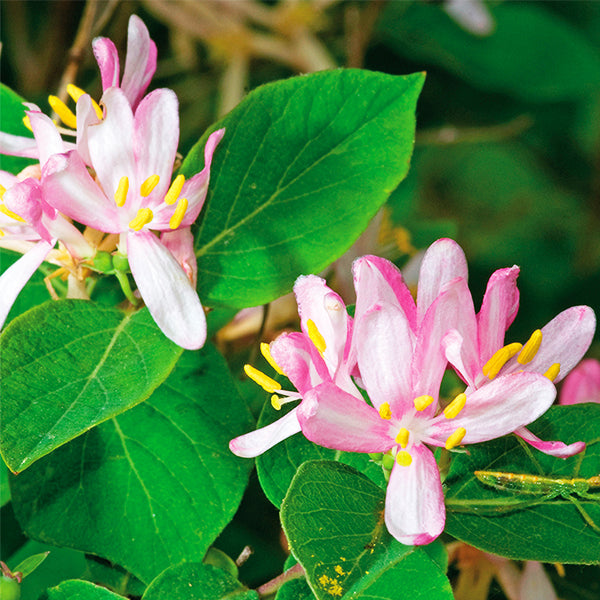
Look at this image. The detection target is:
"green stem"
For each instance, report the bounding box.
[256,562,305,597]
[115,270,139,306]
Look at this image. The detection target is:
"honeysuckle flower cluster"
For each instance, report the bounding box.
[0,15,223,349]
[230,238,596,546]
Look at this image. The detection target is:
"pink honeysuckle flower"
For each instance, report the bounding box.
[559,358,600,405]
[229,274,359,458]
[41,86,223,349]
[296,292,558,546]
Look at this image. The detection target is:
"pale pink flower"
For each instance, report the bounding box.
[559,358,600,405]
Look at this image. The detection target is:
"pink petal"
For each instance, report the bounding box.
[416,238,468,325]
[442,329,476,388]
[514,426,585,458]
[75,94,102,166]
[297,382,392,453]
[477,266,520,364]
[229,408,301,458]
[355,302,415,414]
[429,372,556,445]
[127,230,206,349]
[0,240,53,328]
[0,131,39,159]
[42,151,120,232]
[160,227,197,286]
[121,15,157,109]
[384,444,445,546]
[92,37,120,91]
[3,178,52,242]
[559,359,600,405]
[27,107,65,167]
[519,562,557,600]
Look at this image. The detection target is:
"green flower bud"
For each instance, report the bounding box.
[112,254,130,273]
[0,574,21,600]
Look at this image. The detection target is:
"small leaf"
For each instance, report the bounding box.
[181,69,425,308]
[1,301,182,472]
[10,345,254,584]
[13,552,50,579]
[142,563,259,600]
[444,404,600,563]
[39,580,126,600]
[281,460,453,600]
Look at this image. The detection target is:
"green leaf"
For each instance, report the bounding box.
[180,69,425,308]
[0,84,36,175]
[379,4,600,101]
[255,403,386,508]
[13,551,50,579]
[10,345,254,584]
[84,557,146,598]
[39,580,126,600]
[142,563,259,600]
[444,404,600,563]
[0,300,182,472]
[1,461,10,507]
[281,460,453,600]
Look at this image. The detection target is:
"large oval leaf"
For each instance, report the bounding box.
[180,69,425,308]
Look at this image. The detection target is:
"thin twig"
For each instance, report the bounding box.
[256,562,306,597]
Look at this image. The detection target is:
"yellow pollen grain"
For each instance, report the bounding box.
[307,318,326,353]
[413,395,434,411]
[128,207,154,231]
[396,450,412,467]
[260,342,284,375]
[395,427,409,448]
[0,204,26,223]
[23,115,33,131]
[114,176,129,207]
[544,363,560,381]
[378,402,392,420]
[67,83,103,119]
[334,565,345,576]
[140,174,160,197]
[244,364,282,393]
[270,394,282,411]
[444,393,467,419]
[482,342,522,379]
[169,197,188,230]
[164,174,185,205]
[445,427,466,450]
[48,95,77,129]
[518,329,543,364]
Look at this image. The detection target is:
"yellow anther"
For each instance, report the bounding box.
[140,174,160,197]
[378,402,392,420]
[244,364,282,393]
[48,95,77,129]
[413,395,434,412]
[66,83,103,119]
[271,394,282,410]
[164,174,185,205]
[114,176,129,207]
[169,197,188,230]
[0,204,26,223]
[0,185,6,198]
[396,450,412,467]
[445,427,466,450]
[518,329,543,364]
[395,428,409,448]
[444,393,467,419]
[544,363,561,382]
[260,342,284,375]
[128,207,154,231]
[482,342,523,379]
[307,319,326,353]
[0,229,5,238]
[23,115,33,131]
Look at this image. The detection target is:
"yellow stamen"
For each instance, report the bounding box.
[128,207,154,231]
[169,197,188,230]
[0,229,5,237]
[271,394,282,410]
[67,83,103,119]
[164,174,185,205]
[0,204,26,223]
[544,363,560,382]
[114,176,129,207]
[378,402,392,420]
[396,450,412,467]
[48,95,77,129]
[260,342,284,375]
[518,329,543,364]
[0,185,6,197]
[244,364,282,393]
[413,395,434,412]
[23,115,33,131]
[395,428,409,448]
[140,174,160,197]
[307,318,326,353]
[444,393,467,419]
[482,342,523,379]
[445,427,466,450]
